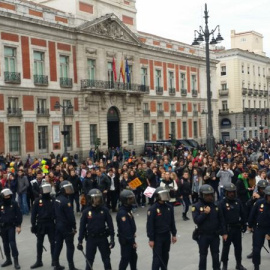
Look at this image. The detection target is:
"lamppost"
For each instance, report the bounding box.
[192,3,223,156]
[54,101,73,156]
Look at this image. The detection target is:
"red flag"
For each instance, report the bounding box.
[120,59,125,83]
[112,57,117,81]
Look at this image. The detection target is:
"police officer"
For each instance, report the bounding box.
[192,184,225,270]
[77,189,114,270]
[248,185,270,270]
[219,183,247,270]
[246,180,269,259]
[53,181,79,270]
[0,188,22,269]
[116,189,138,270]
[147,186,177,270]
[30,183,56,268]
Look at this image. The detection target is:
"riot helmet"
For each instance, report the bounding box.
[223,183,237,201]
[154,186,171,202]
[60,181,74,195]
[1,188,13,197]
[257,180,268,196]
[119,190,136,206]
[87,189,103,207]
[40,183,52,194]
[264,186,270,204]
[199,184,214,203]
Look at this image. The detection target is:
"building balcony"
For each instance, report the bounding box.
[193,111,198,117]
[60,77,73,88]
[242,88,247,95]
[182,110,188,117]
[264,90,268,97]
[157,110,164,117]
[253,89,258,96]
[34,75,48,86]
[170,110,176,117]
[219,89,229,97]
[181,89,187,96]
[7,108,22,117]
[248,89,253,95]
[63,108,74,116]
[219,109,229,115]
[4,72,21,84]
[169,88,176,96]
[259,90,263,97]
[243,108,252,114]
[37,108,50,117]
[192,90,198,97]
[155,86,164,95]
[139,85,150,93]
[143,110,150,116]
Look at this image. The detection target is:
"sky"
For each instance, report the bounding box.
[136,0,270,56]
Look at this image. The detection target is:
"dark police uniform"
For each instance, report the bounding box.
[147,202,177,270]
[78,205,114,270]
[248,198,270,270]
[31,195,55,267]
[192,200,224,270]
[116,205,137,270]
[0,199,22,267]
[53,193,77,270]
[219,197,246,269]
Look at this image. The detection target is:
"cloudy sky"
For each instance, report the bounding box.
[136,0,270,56]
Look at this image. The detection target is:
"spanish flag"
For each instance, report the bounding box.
[120,59,125,83]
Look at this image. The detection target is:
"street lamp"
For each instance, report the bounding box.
[192,3,223,156]
[54,101,73,156]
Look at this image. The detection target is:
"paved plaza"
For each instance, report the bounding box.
[1,206,269,270]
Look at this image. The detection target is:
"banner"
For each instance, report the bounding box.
[143,187,156,198]
[128,177,142,189]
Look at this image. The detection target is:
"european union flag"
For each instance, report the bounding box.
[125,59,130,83]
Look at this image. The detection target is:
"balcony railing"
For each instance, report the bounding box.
[81,79,149,93]
[157,110,164,116]
[139,85,150,93]
[264,91,268,97]
[7,107,22,117]
[181,89,187,96]
[192,90,198,97]
[60,77,73,88]
[143,110,150,116]
[219,109,229,115]
[242,88,247,95]
[193,111,198,117]
[248,89,253,95]
[219,89,229,97]
[4,72,21,84]
[37,108,50,117]
[63,108,74,116]
[156,86,164,95]
[170,110,176,117]
[253,89,258,96]
[182,110,188,117]
[259,90,263,96]
[34,75,48,86]
[169,88,176,96]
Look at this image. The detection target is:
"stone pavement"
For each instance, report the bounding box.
[1,206,269,270]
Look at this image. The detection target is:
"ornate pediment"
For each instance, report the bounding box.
[77,13,141,45]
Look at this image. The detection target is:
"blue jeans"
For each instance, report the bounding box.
[18,193,29,215]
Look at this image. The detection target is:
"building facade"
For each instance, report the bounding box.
[0,0,219,158]
[216,31,270,141]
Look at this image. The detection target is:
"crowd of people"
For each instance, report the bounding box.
[0,138,270,270]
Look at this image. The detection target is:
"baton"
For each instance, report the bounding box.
[153,248,168,270]
[0,244,3,259]
[80,249,93,270]
[263,245,269,253]
[34,233,47,252]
